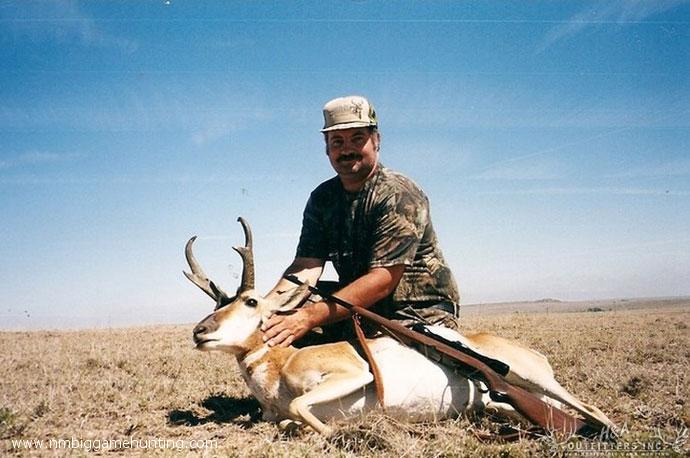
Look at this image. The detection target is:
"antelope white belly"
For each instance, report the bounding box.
[310,336,479,422]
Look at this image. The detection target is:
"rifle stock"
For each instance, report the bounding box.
[284,275,598,437]
[483,370,590,435]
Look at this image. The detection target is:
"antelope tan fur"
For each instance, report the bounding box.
[185,218,616,436]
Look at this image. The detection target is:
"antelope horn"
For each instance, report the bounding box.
[184,236,232,305]
[232,217,255,291]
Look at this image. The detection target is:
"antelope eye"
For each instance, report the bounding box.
[246,298,258,307]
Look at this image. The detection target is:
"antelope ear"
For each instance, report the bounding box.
[261,281,312,323]
[212,282,235,310]
[276,281,312,312]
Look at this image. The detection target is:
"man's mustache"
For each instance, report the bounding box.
[337,153,362,163]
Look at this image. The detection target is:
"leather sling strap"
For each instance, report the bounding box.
[351,314,386,409]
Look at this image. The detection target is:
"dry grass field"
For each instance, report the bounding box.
[1,298,688,456]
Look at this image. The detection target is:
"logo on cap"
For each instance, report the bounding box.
[351,100,363,119]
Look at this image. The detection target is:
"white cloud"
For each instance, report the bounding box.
[190,107,274,146]
[471,160,562,181]
[0,150,84,171]
[475,187,690,197]
[607,158,690,179]
[191,121,239,146]
[0,0,138,53]
[537,0,689,53]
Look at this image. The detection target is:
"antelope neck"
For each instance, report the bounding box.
[236,328,296,363]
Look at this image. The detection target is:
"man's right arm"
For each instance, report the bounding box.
[265,257,324,300]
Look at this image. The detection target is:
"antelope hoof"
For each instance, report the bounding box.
[278,419,303,436]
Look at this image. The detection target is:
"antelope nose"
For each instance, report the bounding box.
[193,323,207,337]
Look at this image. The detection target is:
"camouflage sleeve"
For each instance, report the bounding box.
[369,185,428,268]
[295,192,328,259]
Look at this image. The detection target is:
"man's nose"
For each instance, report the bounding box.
[341,139,359,151]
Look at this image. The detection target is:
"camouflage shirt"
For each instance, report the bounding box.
[296,165,460,320]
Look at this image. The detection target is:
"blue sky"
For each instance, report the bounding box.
[1,0,689,329]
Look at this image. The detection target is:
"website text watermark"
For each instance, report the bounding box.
[9,436,218,452]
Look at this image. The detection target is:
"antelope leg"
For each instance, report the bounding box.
[288,371,374,435]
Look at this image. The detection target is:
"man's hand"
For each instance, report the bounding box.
[261,264,405,348]
[261,307,316,348]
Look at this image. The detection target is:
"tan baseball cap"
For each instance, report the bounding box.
[321,95,378,132]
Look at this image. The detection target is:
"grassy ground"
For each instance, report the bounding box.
[1,300,688,456]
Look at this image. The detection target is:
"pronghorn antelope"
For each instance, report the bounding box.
[186,218,615,435]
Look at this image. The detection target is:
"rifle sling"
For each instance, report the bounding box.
[351,314,386,409]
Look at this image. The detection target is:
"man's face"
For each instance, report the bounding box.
[325,127,380,185]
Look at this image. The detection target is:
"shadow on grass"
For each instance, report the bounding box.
[168,395,262,429]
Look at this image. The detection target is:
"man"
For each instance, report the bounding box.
[262,95,459,348]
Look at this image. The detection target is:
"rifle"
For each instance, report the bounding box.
[284,275,600,437]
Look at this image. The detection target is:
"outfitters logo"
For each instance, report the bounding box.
[543,424,688,456]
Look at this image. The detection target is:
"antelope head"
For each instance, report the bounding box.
[184,217,310,354]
